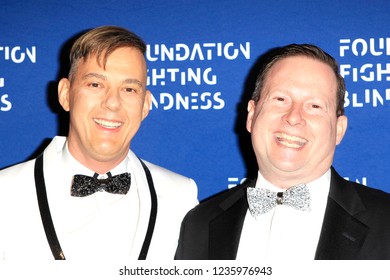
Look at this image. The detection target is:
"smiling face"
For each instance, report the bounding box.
[58,47,151,173]
[246,56,347,188]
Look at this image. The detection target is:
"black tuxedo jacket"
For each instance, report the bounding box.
[175,167,390,260]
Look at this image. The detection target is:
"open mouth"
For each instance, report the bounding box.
[275,132,307,149]
[93,118,122,129]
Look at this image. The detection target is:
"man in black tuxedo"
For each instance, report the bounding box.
[175,44,390,260]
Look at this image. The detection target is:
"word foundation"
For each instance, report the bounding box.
[340,38,390,57]
[0,46,36,63]
[147,42,250,61]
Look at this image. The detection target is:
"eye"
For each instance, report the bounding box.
[123,83,143,95]
[266,93,291,107]
[311,104,321,109]
[305,101,326,114]
[88,82,101,88]
[124,87,137,94]
[268,95,291,108]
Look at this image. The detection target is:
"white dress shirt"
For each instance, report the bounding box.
[236,170,331,260]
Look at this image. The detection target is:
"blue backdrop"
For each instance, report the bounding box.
[1,0,389,200]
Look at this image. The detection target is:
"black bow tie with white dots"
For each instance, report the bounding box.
[70,172,131,197]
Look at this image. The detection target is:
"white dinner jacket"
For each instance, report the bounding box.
[0,136,198,260]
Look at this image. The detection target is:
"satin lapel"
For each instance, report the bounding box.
[127,151,152,259]
[315,167,369,259]
[209,180,254,260]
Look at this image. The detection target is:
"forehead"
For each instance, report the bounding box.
[264,56,337,93]
[85,47,146,68]
[74,47,147,82]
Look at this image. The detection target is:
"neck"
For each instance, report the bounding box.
[66,144,128,174]
[85,159,125,175]
[258,168,329,190]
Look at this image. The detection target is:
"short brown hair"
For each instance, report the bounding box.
[68,25,146,81]
[252,44,346,116]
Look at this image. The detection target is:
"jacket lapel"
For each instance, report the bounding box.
[209,180,254,259]
[315,167,369,259]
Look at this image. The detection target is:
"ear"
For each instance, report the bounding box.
[336,115,348,145]
[58,78,71,112]
[141,90,152,120]
[246,100,256,133]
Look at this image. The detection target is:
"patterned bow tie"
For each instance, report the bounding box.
[71,172,131,197]
[247,183,311,217]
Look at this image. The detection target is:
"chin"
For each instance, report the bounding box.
[273,161,306,174]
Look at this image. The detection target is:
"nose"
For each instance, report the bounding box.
[103,89,121,111]
[283,104,306,126]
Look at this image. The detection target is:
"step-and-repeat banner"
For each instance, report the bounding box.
[1,0,389,200]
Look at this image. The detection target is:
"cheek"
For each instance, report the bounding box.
[69,91,86,109]
[74,91,102,109]
[251,114,273,145]
[310,120,337,148]
[69,96,97,125]
[252,109,280,131]
[121,105,144,129]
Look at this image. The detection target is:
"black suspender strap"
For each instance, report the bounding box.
[33,154,157,260]
[34,153,65,260]
[137,158,158,260]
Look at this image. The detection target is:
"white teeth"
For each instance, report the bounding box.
[276,133,307,148]
[278,140,304,148]
[94,119,122,128]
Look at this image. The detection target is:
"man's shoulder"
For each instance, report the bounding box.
[0,137,62,179]
[0,158,35,179]
[353,181,390,209]
[140,159,198,199]
[185,180,251,221]
[0,159,37,207]
[142,159,189,179]
[201,181,248,205]
[141,159,195,187]
[333,168,390,210]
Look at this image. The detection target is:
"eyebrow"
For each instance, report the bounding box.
[82,73,144,89]
[123,78,144,89]
[82,72,107,81]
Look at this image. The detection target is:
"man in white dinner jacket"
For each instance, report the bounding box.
[0,26,198,260]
